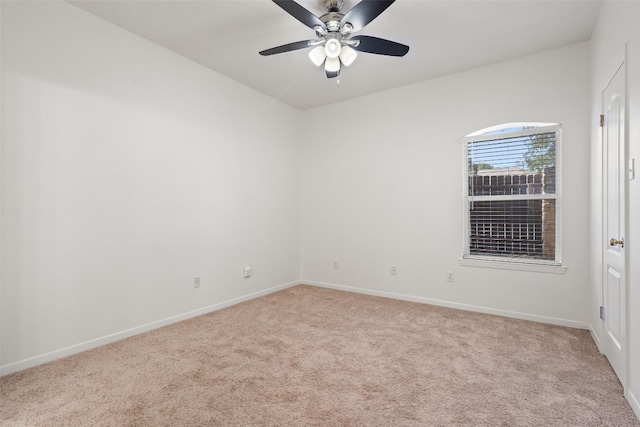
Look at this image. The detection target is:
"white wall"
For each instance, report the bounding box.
[0,1,301,374]
[590,1,640,418]
[301,43,591,327]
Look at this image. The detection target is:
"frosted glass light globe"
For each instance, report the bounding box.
[324,39,341,59]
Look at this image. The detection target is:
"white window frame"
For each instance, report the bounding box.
[460,123,565,273]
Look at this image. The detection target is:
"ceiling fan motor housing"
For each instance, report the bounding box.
[320,12,344,31]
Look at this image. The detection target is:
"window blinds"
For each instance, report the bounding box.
[464,126,559,263]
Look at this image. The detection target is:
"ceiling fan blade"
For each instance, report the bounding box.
[259,40,314,56]
[340,0,395,32]
[272,0,326,30]
[351,35,409,57]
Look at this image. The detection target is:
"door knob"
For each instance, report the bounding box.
[609,237,624,248]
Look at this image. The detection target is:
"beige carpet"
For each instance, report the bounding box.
[1,285,638,426]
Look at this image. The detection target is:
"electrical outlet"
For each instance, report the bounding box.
[243,267,252,278]
[390,266,398,275]
[447,271,455,282]
[333,260,339,269]
[194,277,201,288]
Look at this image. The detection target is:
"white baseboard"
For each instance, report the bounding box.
[1,279,594,377]
[627,389,640,422]
[589,324,603,353]
[303,280,591,330]
[0,281,299,377]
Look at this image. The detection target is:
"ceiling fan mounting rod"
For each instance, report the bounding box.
[323,0,344,13]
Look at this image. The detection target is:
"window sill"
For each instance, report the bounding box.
[458,257,567,274]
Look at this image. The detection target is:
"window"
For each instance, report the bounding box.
[462,123,561,266]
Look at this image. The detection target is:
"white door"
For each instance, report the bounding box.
[602,61,626,387]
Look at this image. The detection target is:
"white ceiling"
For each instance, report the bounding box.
[68,0,602,110]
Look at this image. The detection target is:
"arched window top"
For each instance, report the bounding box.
[466,122,559,137]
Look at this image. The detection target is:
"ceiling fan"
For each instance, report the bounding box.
[259,0,409,79]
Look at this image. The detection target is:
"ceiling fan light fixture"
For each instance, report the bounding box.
[309,46,326,66]
[325,56,340,73]
[325,56,340,78]
[339,45,357,67]
[324,38,341,59]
